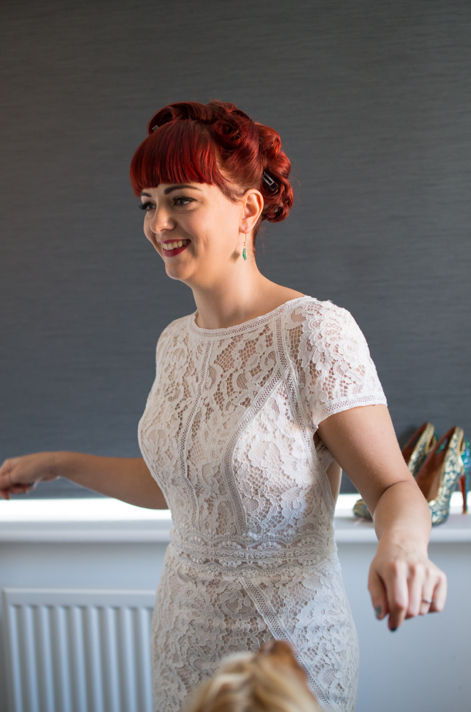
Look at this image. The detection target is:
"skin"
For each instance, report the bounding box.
[0,177,446,631]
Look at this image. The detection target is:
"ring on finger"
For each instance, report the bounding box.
[421,598,433,605]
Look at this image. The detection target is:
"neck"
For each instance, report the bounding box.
[191,267,277,330]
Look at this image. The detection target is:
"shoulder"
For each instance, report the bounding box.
[285,296,361,337]
[285,299,387,421]
[155,314,190,359]
[284,297,372,367]
[159,314,189,338]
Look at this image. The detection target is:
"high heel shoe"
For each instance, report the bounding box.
[415,426,471,526]
[352,422,438,520]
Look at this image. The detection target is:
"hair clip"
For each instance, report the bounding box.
[262,171,278,192]
[151,124,159,132]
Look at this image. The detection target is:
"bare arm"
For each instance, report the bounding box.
[56,452,167,508]
[0,452,167,509]
[317,404,447,630]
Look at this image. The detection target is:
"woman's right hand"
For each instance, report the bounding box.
[0,452,59,500]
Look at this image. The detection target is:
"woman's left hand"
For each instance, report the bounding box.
[316,404,449,631]
[367,538,447,630]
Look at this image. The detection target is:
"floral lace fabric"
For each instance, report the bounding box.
[138,296,387,712]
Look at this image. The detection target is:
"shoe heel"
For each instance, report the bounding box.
[459,475,467,514]
[460,437,471,514]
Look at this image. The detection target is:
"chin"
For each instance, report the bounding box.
[164,263,193,283]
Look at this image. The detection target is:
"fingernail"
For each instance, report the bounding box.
[390,627,397,632]
[374,606,382,619]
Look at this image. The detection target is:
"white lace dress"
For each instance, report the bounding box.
[138,295,387,712]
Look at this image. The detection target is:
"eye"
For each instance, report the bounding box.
[173,197,194,207]
[138,197,194,212]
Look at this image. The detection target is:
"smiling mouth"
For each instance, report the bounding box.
[161,239,191,256]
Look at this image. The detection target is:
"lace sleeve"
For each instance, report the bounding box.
[155,321,174,368]
[293,302,388,427]
[142,320,177,409]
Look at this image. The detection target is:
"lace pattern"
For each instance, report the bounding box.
[138,296,387,712]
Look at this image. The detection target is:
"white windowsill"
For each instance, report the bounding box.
[0,493,469,544]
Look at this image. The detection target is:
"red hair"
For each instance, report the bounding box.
[129,100,294,243]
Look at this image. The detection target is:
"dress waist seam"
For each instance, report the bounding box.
[168,529,338,576]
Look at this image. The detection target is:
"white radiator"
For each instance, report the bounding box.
[2,587,156,712]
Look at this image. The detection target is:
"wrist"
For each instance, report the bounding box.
[377,530,429,557]
[52,451,74,480]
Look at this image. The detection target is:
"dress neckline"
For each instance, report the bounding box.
[188,295,311,338]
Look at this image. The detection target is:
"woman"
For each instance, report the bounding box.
[0,100,446,712]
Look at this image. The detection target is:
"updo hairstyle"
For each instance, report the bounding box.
[130,100,294,244]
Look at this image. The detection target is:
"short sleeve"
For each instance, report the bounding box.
[155,321,175,368]
[287,300,388,428]
[142,320,178,409]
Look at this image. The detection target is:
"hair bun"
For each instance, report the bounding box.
[256,123,293,223]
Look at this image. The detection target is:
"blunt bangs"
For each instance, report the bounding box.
[130,120,229,197]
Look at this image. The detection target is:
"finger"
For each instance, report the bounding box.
[429,571,447,613]
[419,599,432,616]
[0,459,14,487]
[8,485,31,494]
[368,567,389,621]
[417,572,438,616]
[405,564,426,618]
[0,489,11,500]
[0,459,25,489]
[384,561,409,630]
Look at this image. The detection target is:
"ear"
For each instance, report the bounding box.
[240,189,264,235]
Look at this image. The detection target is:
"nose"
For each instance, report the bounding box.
[148,204,175,236]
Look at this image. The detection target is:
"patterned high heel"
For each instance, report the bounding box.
[415,426,471,526]
[460,439,471,514]
[352,422,438,520]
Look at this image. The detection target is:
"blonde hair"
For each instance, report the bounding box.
[183,641,321,712]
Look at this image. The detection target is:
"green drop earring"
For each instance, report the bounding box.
[242,233,247,261]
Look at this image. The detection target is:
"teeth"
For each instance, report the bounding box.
[163,240,189,250]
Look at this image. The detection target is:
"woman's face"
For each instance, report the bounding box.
[140,181,262,287]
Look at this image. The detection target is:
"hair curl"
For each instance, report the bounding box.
[129,100,294,244]
[182,640,320,712]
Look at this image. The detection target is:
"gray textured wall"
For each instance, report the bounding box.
[1,0,470,497]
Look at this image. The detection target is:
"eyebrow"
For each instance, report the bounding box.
[140,185,202,197]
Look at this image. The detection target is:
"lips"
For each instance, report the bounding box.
[161,241,190,257]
